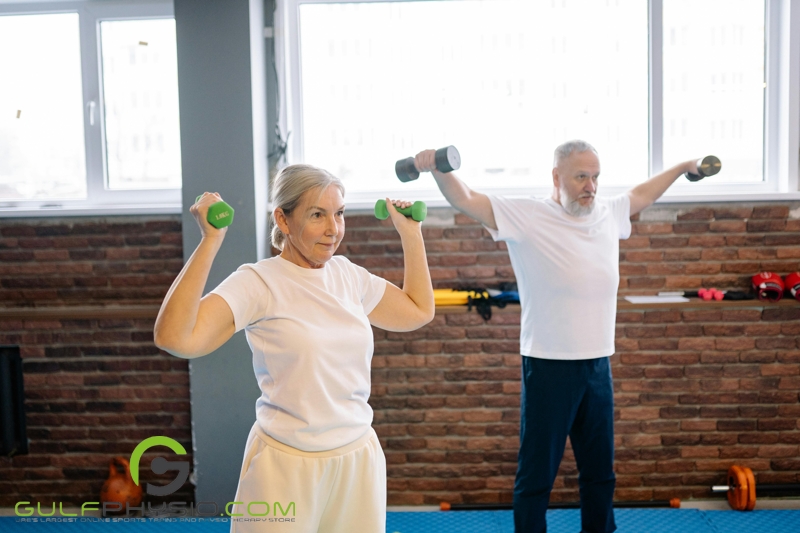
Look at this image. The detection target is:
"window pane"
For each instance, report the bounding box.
[0,13,86,200]
[100,19,182,190]
[298,0,648,193]
[663,0,765,183]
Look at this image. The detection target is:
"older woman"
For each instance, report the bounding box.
[154,164,434,533]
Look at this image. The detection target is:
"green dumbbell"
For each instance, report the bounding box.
[195,195,235,229]
[374,199,427,222]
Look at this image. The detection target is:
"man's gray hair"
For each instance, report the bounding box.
[553,140,598,167]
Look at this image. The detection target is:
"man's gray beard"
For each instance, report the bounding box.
[559,186,596,217]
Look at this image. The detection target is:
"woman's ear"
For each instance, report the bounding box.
[274,208,290,236]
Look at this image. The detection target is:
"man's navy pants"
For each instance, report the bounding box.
[513,356,617,533]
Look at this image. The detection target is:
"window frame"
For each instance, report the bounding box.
[0,0,181,217]
[277,0,800,210]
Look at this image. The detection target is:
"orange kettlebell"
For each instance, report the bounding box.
[100,457,142,513]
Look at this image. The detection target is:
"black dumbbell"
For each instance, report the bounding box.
[685,155,722,182]
[395,145,461,182]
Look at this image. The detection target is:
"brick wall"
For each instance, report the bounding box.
[0,216,183,307]
[0,216,191,508]
[1,202,799,508]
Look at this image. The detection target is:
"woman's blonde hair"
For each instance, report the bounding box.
[270,164,345,251]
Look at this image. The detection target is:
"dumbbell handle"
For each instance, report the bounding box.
[374,199,427,222]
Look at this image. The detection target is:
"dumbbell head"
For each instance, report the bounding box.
[374,199,427,222]
[434,145,461,173]
[726,465,756,511]
[711,465,756,511]
[686,155,721,182]
[395,145,461,182]
[395,158,420,183]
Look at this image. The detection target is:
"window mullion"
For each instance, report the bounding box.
[79,5,106,202]
[648,0,663,176]
[771,0,800,193]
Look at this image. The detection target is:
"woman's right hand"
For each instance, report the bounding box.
[190,192,228,240]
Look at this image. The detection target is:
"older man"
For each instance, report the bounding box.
[414,140,700,533]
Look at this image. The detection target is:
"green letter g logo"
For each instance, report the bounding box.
[130,436,189,497]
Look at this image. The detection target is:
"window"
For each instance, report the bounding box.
[0,1,180,216]
[662,0,765,184]
[0,13,86,201]
[100,18,182,191]
[279,0,800,207]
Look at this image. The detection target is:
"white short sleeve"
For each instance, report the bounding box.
[606,194,632,239]
[209,266,270,332]
[485,196,533,242]
[340,257,387,315]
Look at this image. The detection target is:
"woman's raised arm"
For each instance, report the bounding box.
[368,199,435,332]
[154,193,236,358]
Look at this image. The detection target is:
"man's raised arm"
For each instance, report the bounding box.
[627,159,700,216]
[414,149,497,230]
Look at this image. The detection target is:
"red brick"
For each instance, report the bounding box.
[681,447,720,458]
[619,407,661,420]
[747,219,786,232]
[649,236,689,249]
[625,251,665,262]
[678,338,716,350]
[700,248,738,261]
[634,223,673,235]
[776,247,800,259]
[643,311,681,323]
[714,207,753,219]
[638,338,680,351]
[752,206,790,219]
[677,208,714,220]
[710,220,746,232]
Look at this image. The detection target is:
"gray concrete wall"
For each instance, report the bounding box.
[174,0,269,508]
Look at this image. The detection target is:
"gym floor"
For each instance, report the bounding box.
[3,503,800,533]
[2,508,800,533]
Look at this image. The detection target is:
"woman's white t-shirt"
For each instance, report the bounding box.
[210,255,387,452]
[485,194,632,360]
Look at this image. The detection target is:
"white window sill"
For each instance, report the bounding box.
[0,204,182,218]
[1,190,797,219]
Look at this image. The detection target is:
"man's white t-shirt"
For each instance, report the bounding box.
[485,194,632,360]
[211,255,387,452]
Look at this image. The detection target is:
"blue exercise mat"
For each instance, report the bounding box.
[387,509,714,533]
[1,509,799,532]
[702,509,800,533]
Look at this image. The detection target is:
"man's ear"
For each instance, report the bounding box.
[552,167,560,189]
